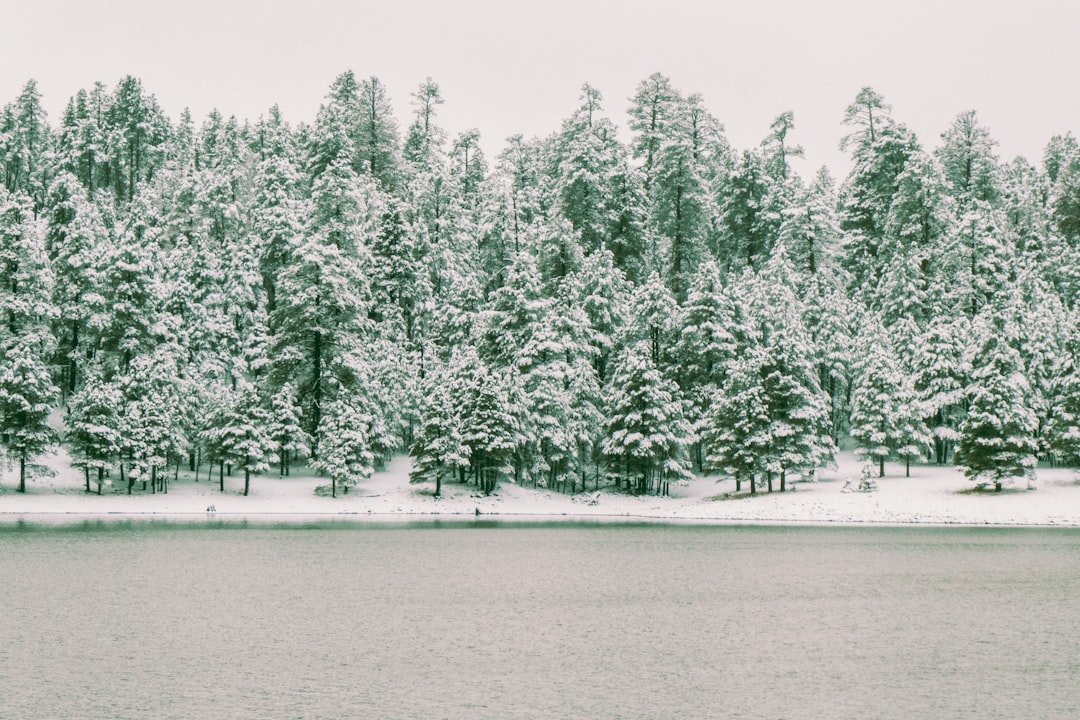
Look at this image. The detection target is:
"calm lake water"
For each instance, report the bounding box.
[1,521,1078,719]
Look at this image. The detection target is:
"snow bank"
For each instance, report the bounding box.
[2,447,1078,527]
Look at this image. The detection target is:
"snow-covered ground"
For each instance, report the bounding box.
[2,443,1079,527]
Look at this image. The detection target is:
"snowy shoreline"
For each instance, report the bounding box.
[2,449,1079,528]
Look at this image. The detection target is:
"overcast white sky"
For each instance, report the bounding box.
[2,0,1078,178]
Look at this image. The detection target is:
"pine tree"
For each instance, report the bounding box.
[1,80,50,205]
[603,342,692,495]
[267,381,311,476]
[716,149,772,270]
[705,343,770,493]
[65,366,123,493]
[911,317,970,464]
[461,367,522,494]
[356,76,401,191]
[674,260,737,469]
[0,341,58,492]
[627,73,681,200]
[556,83,620,255]
[849,317,929,476]
[43,173,108,393]
[954,314,1038,490]
[313,395,374,498]
[410,363,469,497]
[215,381,276,496]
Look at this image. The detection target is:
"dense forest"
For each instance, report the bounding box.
[2,72,1079,499]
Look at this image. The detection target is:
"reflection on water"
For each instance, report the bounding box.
[1,523,1078,719]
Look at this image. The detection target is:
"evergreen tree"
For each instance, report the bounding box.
[0,341,58,492]
[43,173,108,393]
[603,342,692,495]
[705,342,770,493]
[954,314,1038,490]
[674,260,737,468]
[65,366,123,493]
[0,80,50,205]
[313,394,374,498]
[461,367,521,494]
[911,317,970,464]
[409,362,469,497]
[849,317,930,476]
[215,381,275,496]
[356,76,401,191]
[267,381,311,476]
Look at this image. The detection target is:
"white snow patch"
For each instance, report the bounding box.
[2,449,1079,527]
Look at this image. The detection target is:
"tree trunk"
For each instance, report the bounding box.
[736,474,742,492]
[219,462,224,492]
[767,472,773,493]
[435,472,441,498]
[18,455,26,493]
[905,459,910,478]
[85,466,91,493]
[97,467,103,495]
[780,469,786,493]
[244,469,250,497]
[311,329,322,452]
[749,474,756,496]
[879,456,885,478]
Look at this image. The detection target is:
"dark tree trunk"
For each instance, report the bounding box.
[767,473,773,493]
[879,456,885,478]
[97,467,103,495]
[780,469,786,493]
[18,455,26,493]
[69,322,80,394]
[244,469,250,496]
[905,459,910,477]
[85,467,91,493]
[219,462,224,492]
[311,330,322,451]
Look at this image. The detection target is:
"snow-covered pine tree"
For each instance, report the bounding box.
[704,343,770,494]
[674,260,737,469]
[849,316,929,476]
[911,317,970,464]
[267,381,311,476]
[1048,318,1080,465]
[215,381,275,496]
[556,83,620,256]
[954,313,1039,491]
[627,271,679,370]
[65,365,123,493]
[43,172,108,394]
[603,342,692,495]
[313,394,374,498]
[120,347,188,493]
[0,341,58,493]
[460,367,521,495]
[572,247,629,385]
[409,362,469,497]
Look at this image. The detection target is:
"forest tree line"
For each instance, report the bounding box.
[2,73,1080,497]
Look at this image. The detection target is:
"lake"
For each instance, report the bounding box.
[1,521,1078,719]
